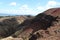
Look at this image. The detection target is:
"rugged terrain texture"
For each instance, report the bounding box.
[15,8,60,40]
[0,15,33,39]
[0,8,60,40]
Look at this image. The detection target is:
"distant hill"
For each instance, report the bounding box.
[0,15,34,39]
[0,13,14,16]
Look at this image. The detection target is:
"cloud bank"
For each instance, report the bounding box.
[0,0,60,15]
[10,2,17,6]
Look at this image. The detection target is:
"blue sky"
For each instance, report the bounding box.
[0,0,60,15]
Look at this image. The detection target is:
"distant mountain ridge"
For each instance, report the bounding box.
[0,13,27,16]
[0,13,16,16]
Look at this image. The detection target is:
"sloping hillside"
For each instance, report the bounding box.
[0,15,33,39]
[44,8,60,17]
[1,8,60,40]
[13,8,60,40]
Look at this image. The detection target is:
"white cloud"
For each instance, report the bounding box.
[18,5,37,15]
[1,1,60,15]
[36,6,44,10]
[6,4,39,15]
[10,2,17,6]
[46,1,57,8]
[16,1,60,15]
[36,6,45,13]
[36,1,60,14]
[46,1,60,9]
[19,4,29,11]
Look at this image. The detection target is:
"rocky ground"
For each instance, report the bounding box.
[0,8,60,40]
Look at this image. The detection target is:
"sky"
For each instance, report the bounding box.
[0,0,60,16]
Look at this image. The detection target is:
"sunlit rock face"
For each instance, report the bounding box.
[44,8,60,17]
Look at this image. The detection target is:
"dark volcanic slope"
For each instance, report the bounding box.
[12,8,60,40]
[0,18,19,38]
[22,13,58,35]
[1,8,60,40]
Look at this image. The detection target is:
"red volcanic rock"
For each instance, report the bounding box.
[44,8,60,17]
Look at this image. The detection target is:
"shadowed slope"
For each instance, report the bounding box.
[12,13,59,38]
[0,18,19,38]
